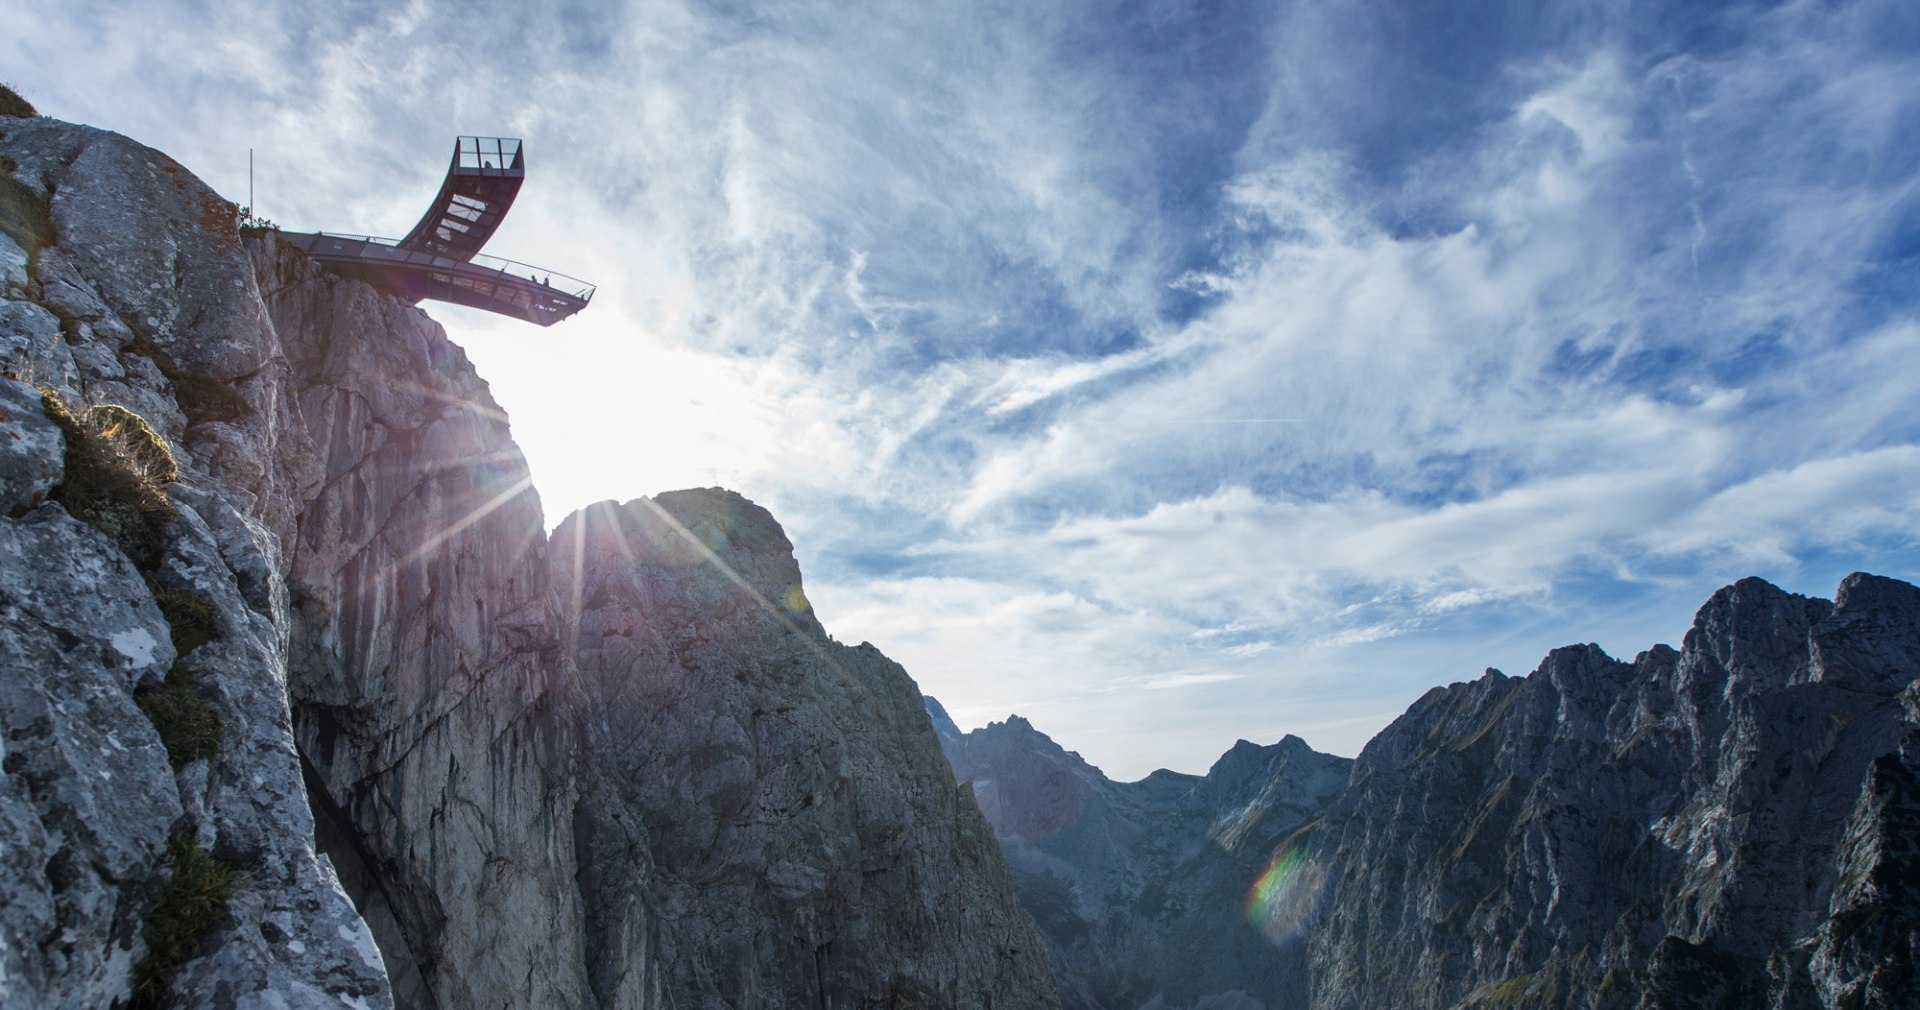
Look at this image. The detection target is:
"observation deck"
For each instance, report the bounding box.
[281,137,594,326]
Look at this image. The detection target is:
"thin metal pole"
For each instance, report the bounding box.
[248,149,254,214]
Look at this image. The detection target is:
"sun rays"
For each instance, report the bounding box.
[393,473,539,571]
[548,493,924,727]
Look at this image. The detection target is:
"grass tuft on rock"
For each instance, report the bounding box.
[0,83,34,118]
[40,392,177,566]
[152,590,218,656]
[131,830,238,1009]
[135,671,224,770]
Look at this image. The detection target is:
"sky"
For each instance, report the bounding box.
[8,0,1920,780]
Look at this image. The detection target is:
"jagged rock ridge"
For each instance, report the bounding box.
[940,574,1920,1010]
[0,115,1059,1009]
[1303,574,1920,1010]
[928,703,1350,1010]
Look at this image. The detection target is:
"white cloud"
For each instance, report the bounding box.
[11,0,1920,780]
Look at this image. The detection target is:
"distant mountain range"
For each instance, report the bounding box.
[931,573,1920,1010]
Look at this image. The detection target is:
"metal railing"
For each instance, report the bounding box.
[304,232,594,301]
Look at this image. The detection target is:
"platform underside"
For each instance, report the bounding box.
[281,232,590,326]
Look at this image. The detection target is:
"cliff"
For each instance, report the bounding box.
[0,115,1058,1009]
[940,575,1920,1010]
[1302,574,1920,1010]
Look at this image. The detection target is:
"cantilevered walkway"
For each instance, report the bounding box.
[281,137,594,326]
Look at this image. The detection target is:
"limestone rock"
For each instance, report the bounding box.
[946,574,1920,1010]
[156,490,392,1010]
[0,298,81,393]
[0,377,61,510]
[1301,574,1920,1010]
[0,231,27,294]
[251,231,589,1010]
[558,490,1061,1010]
[0,117,398,1010]
[0,506,180,1008]
[3,117,268,380]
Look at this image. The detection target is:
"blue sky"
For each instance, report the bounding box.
[9,0,1920,779]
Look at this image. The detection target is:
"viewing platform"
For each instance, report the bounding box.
[281,137,594,326]
[279,232,595,325]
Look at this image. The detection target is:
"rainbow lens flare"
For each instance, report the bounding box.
[1244,843,1328,945]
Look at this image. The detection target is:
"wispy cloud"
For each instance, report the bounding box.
[11,0,1919,779]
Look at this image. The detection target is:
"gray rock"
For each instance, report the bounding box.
[265,253,590,1009]
[0,231,26,294]
[152,493,392,1010]
[0,113,1077,1010]
[949,574,1920,1010]
[0,377,61,511]
[1,118,398,1010]
[0,506,180,1009]
[1803,751,1920,1010]
[1300,575,1920,1010]
[4,118,268,379]
[0,298,81,394]
[559,490,1061,1010]
[29,248,130,346]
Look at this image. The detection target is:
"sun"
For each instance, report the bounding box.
[443,305,802,528]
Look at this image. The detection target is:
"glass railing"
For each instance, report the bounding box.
[456,137,523,173]
[300,232,594,301]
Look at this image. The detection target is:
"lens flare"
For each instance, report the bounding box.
[1244,843,1328,945]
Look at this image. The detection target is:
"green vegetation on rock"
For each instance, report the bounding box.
[152,590,217,656]
[1451,960,1567,1009]
[131,830,238,1009]
[135,670,224,770]
[138,589,225,769]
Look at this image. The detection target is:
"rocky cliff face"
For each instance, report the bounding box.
[1302,574,1920,1010]
[0,115,1059,1009]
[943,575,1920,1010]
[2,114,394,1010]
[929,703,1350,1010]
[561,494,1055,1009]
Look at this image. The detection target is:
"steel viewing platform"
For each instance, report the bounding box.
[281,137,594,326]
